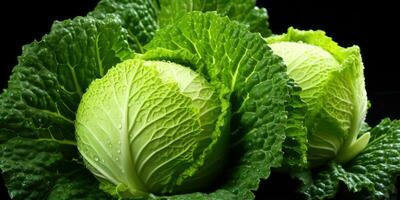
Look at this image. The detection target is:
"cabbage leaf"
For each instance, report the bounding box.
[0,15,133,199]
[301,119,400,199]
[142,11,303,199]
[89,0,271,53]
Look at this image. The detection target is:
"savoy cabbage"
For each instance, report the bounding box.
[0,0,399,200]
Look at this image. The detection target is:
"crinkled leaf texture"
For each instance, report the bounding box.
[76,59,228,196]
[0,2,283,200]
[281,80,308,171]
[0,14,133,139]
[141,11,303,199]
[89,0,159,53]
[89,0,272,53]
[157,0,272,36]
[0,135,110,200]
[0,15,133,199]
[301,119,400,200]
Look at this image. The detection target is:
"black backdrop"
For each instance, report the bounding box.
[0,0,398,199]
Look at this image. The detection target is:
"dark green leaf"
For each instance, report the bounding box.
[282,79,308,170]
[158,0,272,36]
[0,15,133,141]
[0,136,111,200]
[143,11,291,199]
[301,119,400,199]
[90,0,159,53]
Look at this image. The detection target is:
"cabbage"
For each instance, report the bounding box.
[1,1,400,199]
[267,28,369,166]
[0,8,295,199]
[75,59,227,196]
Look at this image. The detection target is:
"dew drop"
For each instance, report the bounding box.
[94,157,99,161]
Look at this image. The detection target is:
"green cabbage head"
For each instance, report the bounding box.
[267,28,369,167]
[75,59,229,197]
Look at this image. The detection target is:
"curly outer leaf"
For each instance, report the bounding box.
[143,12,294,199]
[0,14,132,200]
[301,119,400,200]
[158,0,271,36]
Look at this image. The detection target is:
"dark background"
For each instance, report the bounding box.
[1,0,398,199]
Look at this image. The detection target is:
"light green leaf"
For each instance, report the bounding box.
[0,15,133,141]
[158,0,271,36]
[90,0,159,53]
[143,11,295,199]
[301,119,400,199]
